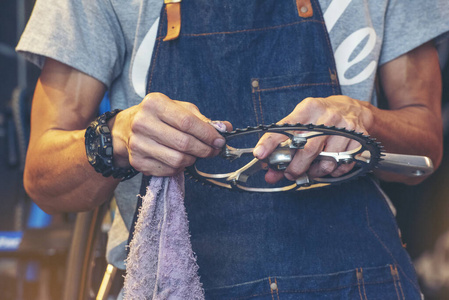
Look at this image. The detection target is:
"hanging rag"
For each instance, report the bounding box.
[123,121,226,299]
[123,174,204,300]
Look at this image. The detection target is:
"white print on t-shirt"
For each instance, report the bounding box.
[323,0,378,86]
[131,0,378,97]
[132,18,160,98]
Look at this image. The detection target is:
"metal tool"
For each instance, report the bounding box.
[186,123,434,192]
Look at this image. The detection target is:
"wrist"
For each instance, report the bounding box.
[85,109,139,181]
[106,112,132,168]
[359,100,375,133]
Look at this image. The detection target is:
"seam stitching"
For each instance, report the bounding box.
[365,206,421,293]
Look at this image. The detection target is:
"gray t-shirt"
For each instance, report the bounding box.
[17,0,449,269]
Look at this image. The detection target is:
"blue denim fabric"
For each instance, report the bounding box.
[140,0,422,298]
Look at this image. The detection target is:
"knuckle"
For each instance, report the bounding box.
[168,152,185,168]
[127,136,140,153]
[142,92,164,110]
[301,146,321,159]
[130,117,145,134]
[175,135,192,152]
[128,156,141,171]
[319,161,336,175]
[341,95,352,102]
[167,152,193,169]
[183,156,196,167]
[179,114,195,132]
[298,97,315,111]
[344,120,357,131]
[332,164,353,177]
[141,94,155,108]
[327,112,341,124]
[301,97,315,106]
[286,163,306,178]
[184,101,199,112]
[128,136,139,153]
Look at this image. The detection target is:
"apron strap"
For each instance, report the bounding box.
[164,0,182,41]
[296,0,314,18]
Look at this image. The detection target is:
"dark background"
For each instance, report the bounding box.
[0,0,448,299]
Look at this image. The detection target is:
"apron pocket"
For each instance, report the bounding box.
[204,264,405,299]
[250,71,338,124]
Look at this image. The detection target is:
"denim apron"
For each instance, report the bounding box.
[137,0,423,298]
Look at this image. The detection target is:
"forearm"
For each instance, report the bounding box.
[366,103,442,184]
[369,41,443,184]
[24,129,120,214]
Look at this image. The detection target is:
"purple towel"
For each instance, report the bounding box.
[123,121,226,299]
[123,174,204,300]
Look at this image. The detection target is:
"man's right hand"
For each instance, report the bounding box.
[110,93,230,177]
[24,58,230,213]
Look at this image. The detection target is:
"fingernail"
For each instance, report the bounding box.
[213,138,226,149]
[253,145,265,159]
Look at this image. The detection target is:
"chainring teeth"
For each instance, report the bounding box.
[189,123,383,192]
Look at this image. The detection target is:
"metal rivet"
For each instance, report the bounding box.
[251,80,259,88]
[270,282,278,290]
[330,73,337,81]
[356,269,363,280]
[300,6,308,13]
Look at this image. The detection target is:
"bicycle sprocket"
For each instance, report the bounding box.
[186,123,383,192]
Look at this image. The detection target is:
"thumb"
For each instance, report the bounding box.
[253,131,289,160]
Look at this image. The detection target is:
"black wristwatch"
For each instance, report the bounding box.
[85,109,139,181]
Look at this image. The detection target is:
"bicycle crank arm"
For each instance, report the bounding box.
[359,152,434,177]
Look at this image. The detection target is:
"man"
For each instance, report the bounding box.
[17,0,449,298]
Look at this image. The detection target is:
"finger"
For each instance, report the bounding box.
[329,161,356,178]
[306,134,351,178]
[169,100,228,149]
[329,137,360,177]
[128,134,197,171]
[143,94,227,150]
[147,120,221,158]
[253,132,289,160]
[137,158,185,177]
[264,168,285,184]
[284,135,327,180]
[131,111,220,159]
[307,158,338,178]
[253,98,319,164]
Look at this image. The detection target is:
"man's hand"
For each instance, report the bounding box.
[253,96,373,184]
[254,41,443,186]
[110,93,231,177]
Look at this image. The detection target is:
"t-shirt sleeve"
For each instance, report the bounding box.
[16,0,126,88]
[379,0,449,66]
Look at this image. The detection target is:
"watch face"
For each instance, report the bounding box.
[105,146,113,157]
[86,132,100,162]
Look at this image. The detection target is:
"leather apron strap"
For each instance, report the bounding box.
[163,0,182,41]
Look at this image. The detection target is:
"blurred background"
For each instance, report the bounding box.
[1,0,448,299]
